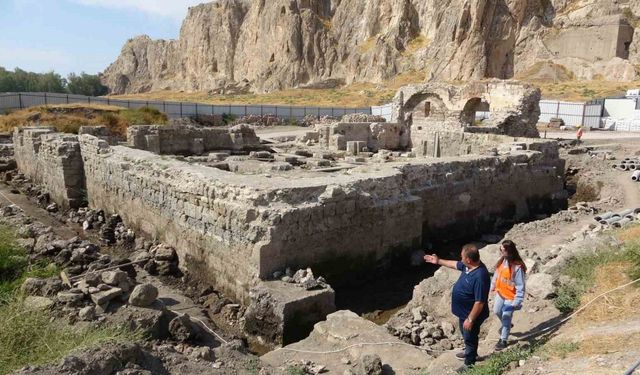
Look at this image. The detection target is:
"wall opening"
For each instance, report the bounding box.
[461,98,490,126]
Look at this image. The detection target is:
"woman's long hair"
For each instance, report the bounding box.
[495,240,527,273]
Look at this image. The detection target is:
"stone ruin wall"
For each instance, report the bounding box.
[79,135,269,302]
[127,124,262,155]
[316,122,409,152]
[76,134,563,303]
[13,128,85,209]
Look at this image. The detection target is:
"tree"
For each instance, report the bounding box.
[0,67,107,96]
[66,72,108,96]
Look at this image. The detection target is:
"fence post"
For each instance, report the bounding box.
[260,105,263,116]
[163,102,166,114]
[88,96,91,104]
[180,102,183,117]
[290,106,293,121]
[18,93,23,109]
[107,97,110,106]
[127,100,130,109]
[44,92,48,105]
[555,101,560,118]
[66,94,69,104]
[195,103,198,116]
[581,103,587,128]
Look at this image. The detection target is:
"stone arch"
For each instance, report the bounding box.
[403,93,447,124]
[460,97,490,126]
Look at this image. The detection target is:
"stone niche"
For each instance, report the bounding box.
[127,124,263,155]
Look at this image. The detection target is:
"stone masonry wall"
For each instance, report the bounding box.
[127,124,262,155]
[316,122,408,152]
[76,134,565,303]
[14,128,85,208]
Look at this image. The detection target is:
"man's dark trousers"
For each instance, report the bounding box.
[458,317,486,366]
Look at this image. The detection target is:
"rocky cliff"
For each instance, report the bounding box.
[102,0,640,94]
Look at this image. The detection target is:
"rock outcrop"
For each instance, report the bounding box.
[103,0,640,94]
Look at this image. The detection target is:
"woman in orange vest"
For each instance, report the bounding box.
[576,125,584,144]
[491,240,527,351]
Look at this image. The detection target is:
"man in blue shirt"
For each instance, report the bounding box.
[425,244,491,371]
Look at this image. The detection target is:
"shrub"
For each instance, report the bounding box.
[554,283,581,314]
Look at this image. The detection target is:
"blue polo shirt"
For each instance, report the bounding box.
[451,261,490,320]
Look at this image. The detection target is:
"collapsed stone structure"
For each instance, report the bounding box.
[11,81,567,346]
[394,80,541,157]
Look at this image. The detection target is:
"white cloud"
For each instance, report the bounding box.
[70,0,207,20]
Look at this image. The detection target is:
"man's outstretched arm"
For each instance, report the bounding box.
[424,254,458,269]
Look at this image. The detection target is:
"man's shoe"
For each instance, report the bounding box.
[495,339,508,351]
[456,364,473,374]
[455,351,465,360]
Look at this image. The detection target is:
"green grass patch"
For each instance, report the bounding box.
[623,240,640,282]
[0,298,140,375]
[462,345,534,375]
[0,225,28,300]
[537,341,579,360]
[285,366,305,375]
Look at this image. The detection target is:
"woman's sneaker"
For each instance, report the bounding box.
[495,339,508,351]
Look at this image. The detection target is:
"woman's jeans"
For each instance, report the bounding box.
[493,293,518,341]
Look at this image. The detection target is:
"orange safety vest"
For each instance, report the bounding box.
[495,262,518,301]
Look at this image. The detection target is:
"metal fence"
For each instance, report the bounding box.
[371,103,393,122]
[539,100,603,128]
[0,92,372,120]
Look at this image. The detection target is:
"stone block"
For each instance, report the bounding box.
[90,287,123,305]
[244,280,336,346]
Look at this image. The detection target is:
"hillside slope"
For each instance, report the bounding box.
[102,0,640,94]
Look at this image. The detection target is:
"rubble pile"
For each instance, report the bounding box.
[232,114,286,127]
[387,306,464,352]
[340,113,387,123]
[272,267,329,291]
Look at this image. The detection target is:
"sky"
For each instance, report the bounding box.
[0,0,206,76]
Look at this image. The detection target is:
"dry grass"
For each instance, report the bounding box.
[571,262,640,324]
[111,70,427,108]
[112,75,640,107]
[533,80,640,102]
[576,332,640,356]
[358,37,378,54]
[0,104,167,137]
[616,225,640,242]
[401,35,430,57]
